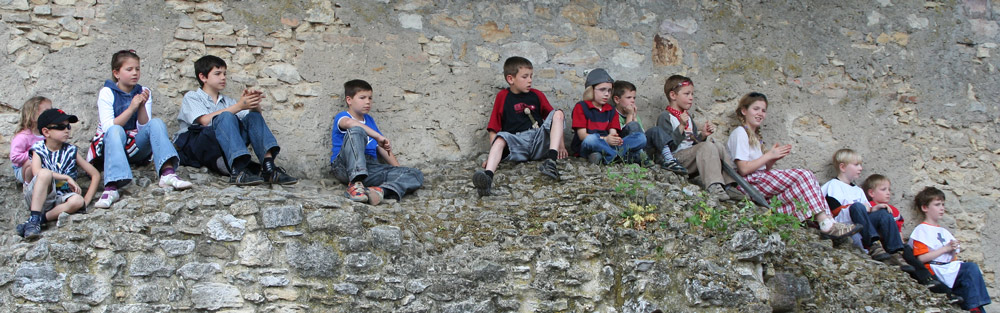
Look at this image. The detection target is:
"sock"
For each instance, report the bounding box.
[262,157,275,173]
[231,156,249,174]
[546,149,558,161]
[485,170,494,179]
[661,146,677,162]
[819,219,834,233]
[104,183,117,192]
[29,211,42,223]
[160,167,175,176]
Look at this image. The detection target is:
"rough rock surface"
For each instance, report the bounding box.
[0,0,997,311]
[0,160,969,311]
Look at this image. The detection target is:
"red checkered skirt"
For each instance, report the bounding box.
[744,168,831,221]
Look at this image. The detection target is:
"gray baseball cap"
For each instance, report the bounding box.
[585,68,614,87]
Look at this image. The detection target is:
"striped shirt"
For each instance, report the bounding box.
[30,140,78,179]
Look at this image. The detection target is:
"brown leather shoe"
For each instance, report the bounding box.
[820,222,862,240]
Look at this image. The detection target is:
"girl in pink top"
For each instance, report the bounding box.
[8,96,51,184]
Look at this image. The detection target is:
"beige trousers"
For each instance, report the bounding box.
[673,140,736,187]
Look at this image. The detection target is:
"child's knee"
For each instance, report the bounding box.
[215,111,237,123]
[35,168,53,181]
[105,124,126,139]
[346,126,366,136]
[553,110,564,120]
[65,195,84,211]
[147,118,167,130]
[491,136,507,148]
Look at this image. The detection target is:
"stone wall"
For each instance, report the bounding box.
[0,0,998,309]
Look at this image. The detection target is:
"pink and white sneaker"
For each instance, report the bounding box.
[158,174,193,190]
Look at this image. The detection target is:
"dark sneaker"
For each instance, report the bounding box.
[819,222,862,240]
[636,150,655,168]
[587,152,603,165]
[265,166,298,185]
[230,169,265,186]
[23,221,41,240]
[15,222,26,237]
[885,252,915,272]
[367,186,384,205]
[868,242,891,261]
[472,171,492,196]
[538,159,559,180]
[661,159,688,175]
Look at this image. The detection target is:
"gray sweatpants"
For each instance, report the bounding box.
[330,126,424,200]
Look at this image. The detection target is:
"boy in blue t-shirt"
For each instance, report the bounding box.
[330,79,423,205]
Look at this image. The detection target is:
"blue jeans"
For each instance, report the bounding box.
[580,132,647,164]
[953,262,991,310]
[847,202,904,253]
[330,126,424,200]
[212,111,279,169]
[103,118,179,186]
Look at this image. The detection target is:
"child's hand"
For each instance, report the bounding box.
[131,88,150,108]
[240,89,264,111]
[66,178,81,194]
[557,146,569,159]
[605,134,623,146]
[378,136,391,153]
[678,112,689,128]
[872,203,888,211]
[766,143,791,160]
[701,122,716,136]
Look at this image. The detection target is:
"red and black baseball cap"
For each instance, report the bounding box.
[37,108,78,133]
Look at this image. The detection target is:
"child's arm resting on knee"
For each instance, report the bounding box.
[75,153,101,205]
[377,147,399,167]
[337,117,388,144]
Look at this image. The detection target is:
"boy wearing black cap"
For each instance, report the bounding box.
[17,108,100,240]
[472,56,568,196]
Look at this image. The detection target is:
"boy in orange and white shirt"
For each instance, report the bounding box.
[909,187,990,312]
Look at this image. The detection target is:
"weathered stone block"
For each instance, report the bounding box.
[190,283,243,310]
[238,232,273,266]
[344,252,383,273]
[12,263,65,303]
[205,214,246,241]
[370,225,402,252]
[261,204,302,228]
[259,276,288,287]
[174,29,202,41]
[262,64,301,84]
[204,34,237,47]
[159,239,195,257]
[177,262,221,281]
[69,274,110,305]
[286,241,339,278]
[128,255,174,277]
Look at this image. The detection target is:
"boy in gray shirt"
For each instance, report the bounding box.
[174,55,297,185]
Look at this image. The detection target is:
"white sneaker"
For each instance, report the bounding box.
[94,190,119,209]
[158,174,193,190]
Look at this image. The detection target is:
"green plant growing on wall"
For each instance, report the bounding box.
[686,194,802,242]
[607,164,654,205]
[620,202,658,230]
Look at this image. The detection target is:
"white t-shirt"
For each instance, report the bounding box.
[821,178,867,246]
[726,126,765,173]
[909,223,963,288]
[667,114,696,151]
